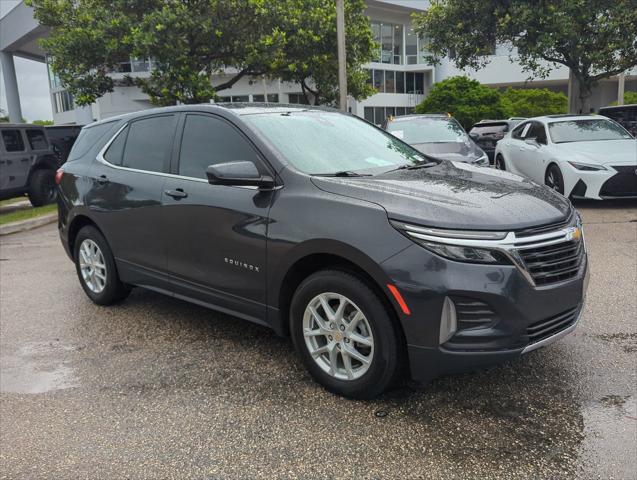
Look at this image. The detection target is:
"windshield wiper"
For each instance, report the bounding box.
[313,171,373,177]
[386,161,438,173]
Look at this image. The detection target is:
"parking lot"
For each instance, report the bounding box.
[0,200,635,479]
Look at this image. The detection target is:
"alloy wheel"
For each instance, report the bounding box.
[78,239,107,293]
[303,292,374,381]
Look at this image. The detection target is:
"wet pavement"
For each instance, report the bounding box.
[1,200,635,479]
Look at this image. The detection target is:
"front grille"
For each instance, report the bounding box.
[599,166,637,197]
[517,240,583,286]
[527,307,579,344]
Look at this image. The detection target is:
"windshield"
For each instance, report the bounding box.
[243,111,432,175]
[548,119,633,143]
[387,117,467,144]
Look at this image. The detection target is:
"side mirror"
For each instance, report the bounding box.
[524,137,540,147]
[206,161,275,189]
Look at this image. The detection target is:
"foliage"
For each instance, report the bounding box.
[414,76,507,130]
[610,91,637,106]
[413,0,637,112]
[28,0,375,106]
[0,203,57,226]
[500,88,567,117]
[32,120,55,126]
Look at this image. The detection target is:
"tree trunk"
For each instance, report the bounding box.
[567,70,593,114]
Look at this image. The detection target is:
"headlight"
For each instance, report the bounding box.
[475,153,489,166]
[391,221,513,265]
[567,161,606,171]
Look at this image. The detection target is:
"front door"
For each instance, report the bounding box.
[161,113,274,323]
[516,121,549,183]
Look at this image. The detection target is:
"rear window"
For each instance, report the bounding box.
[67,121,118,162]
[1,129,25,152]
[121,115,176,172]
[470,122,509,134]
[26,129,48,150]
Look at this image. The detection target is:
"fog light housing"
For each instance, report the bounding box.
[439,297,457,345]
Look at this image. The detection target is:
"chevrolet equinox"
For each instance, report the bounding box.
[57,104,589,399]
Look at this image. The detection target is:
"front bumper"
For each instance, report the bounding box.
[565,164,637,200]
[381,243,589,382]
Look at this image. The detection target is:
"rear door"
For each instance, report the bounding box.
[0,128,30,192]
[90,114,178,279]
[160,112,275,322]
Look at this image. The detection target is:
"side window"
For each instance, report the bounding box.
[103,126,128,166]
[122,115,176,173]
[511,123,527,140]
[1,129,25,152]
[528,122,548,144]
[178,114,262,179]
[26,129,49,150]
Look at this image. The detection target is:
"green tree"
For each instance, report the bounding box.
[28,0,375,107]
[501,88,567,117]
[413,0,637,113]
[414,76,507,130]
[32,120,55,126]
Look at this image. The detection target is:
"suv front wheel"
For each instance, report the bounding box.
[290,270,402,399]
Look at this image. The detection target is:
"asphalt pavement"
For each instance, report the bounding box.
[1,200,635,479]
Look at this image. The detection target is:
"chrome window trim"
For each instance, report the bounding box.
[95,122,279,191]
[392,216,585,287]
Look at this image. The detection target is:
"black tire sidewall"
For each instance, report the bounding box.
[290,270,401,399]
[546,164,565,195]
[495,155,506,171]
[28,169,57,207]
[73,226,128,305]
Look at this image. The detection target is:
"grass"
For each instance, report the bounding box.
[0,203,57,226]
[0,196,28,206]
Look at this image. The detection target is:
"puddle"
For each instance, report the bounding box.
[0,341,78,394]
[579,395,637,479]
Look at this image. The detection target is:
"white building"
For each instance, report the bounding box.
[1,0,635,125]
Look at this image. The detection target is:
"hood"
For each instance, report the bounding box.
[558,139,637,166]
[311,161,572,231]
[410,139,485,163]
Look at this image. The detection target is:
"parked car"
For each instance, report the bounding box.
[598,104,637,137]
[57,105,588,398]
[494,114,637,200]
[469,119,525,163]
[0,124,60,206]
[383,114,489,166]
[45,125,83,163]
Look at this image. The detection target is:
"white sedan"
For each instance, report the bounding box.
[494,115,637,199]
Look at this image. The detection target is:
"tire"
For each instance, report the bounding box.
[73,226,131,305]
[495,154,506,171]
[290,270,403,399]
[28,169,57,207]
[545,164,565,195]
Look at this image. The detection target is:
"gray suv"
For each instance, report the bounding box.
[0,124,60,206]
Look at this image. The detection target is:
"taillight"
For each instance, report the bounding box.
[55,168,64,185]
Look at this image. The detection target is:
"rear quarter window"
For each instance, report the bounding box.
[26,129,49,150]
[1,129,25,152]
[67,121,119,162]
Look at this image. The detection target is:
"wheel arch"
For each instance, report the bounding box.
[67,214,106,260]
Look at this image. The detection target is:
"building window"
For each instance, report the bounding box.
[46,57,61,89]
[384,70,395,94]
[113,57,152,73]
[53,91,74,113]
[373,70,384,93]
[288,93,310,105]
[371,21,403,65]
[217,95,249,103]
[252,94,279,103]
[363,106,411,126]
[405,27,429,64]
[367,70,424,95]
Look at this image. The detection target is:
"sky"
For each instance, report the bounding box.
[0,0,53,121]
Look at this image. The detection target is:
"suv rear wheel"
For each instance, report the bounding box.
[28,169,57,207]
[74,226,131,305]
[290,270,402,399]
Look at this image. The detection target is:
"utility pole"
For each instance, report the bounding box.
[336,0,347,111]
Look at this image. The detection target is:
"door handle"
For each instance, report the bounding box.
[97,174,108,185]
[164,188,188,199]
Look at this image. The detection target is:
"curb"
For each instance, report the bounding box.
[0,200,31,215]
[0,213,57,236]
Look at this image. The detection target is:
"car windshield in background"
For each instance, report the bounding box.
[471,122,508,134]
[244,111,432,175]
[387,117,467,144]
[548,119,634,143]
